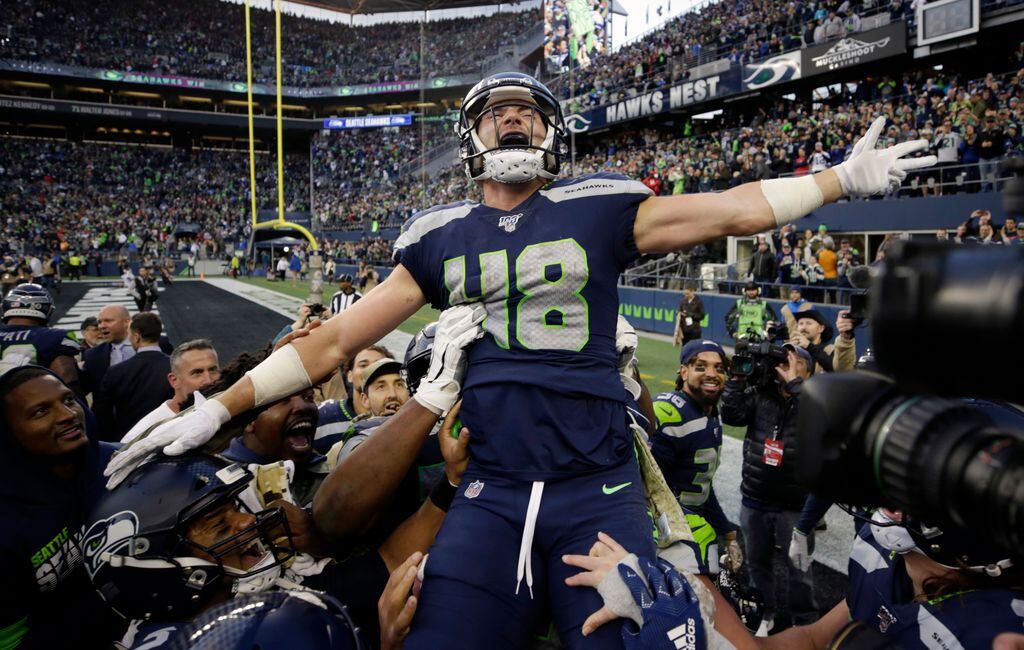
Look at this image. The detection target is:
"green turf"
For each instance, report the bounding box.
[234,277,745,438]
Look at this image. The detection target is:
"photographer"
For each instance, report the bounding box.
[272,304,325,346]
[788,310,835,373]
[832,309,857,372]
[721,346,820,630]
[726,281,778,341]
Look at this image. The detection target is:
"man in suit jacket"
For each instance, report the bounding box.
[83,304,173,395]
[91,312,173,441]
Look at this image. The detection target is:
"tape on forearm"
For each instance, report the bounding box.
[760,176,824,226]
[245,344,312,407]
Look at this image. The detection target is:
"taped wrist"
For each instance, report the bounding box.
[596,554,646,628]
[245,344,312,407]
[760,176,824,226]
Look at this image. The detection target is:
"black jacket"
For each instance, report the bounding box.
[92,349,173,441]
[721,376,808,510]
[0,366,119,648]
[82,335,174,395]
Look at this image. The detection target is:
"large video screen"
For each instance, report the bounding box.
[544,0,609,73]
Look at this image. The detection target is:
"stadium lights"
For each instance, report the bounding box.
[225,99,258,106]
[12,81,50,89]
[74,87,106,94]
[180,95,214,103]
[120,91,161,98]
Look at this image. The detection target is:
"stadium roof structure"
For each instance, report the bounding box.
[290,0,625,15]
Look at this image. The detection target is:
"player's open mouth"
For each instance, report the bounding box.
[284,419,314,452]
[239,540,268,570]
[701,381,722,391]
[500,132,530,147]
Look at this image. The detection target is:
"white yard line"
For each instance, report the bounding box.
[202,278,413,353]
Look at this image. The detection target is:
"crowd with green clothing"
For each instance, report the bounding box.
[6,0,538,88]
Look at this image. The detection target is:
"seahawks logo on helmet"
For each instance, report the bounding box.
[82,510,139,579]
[2,283,55,323]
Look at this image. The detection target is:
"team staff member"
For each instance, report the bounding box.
[121,339,221,444]
[651,340,741,574]
[673,282,705,352]
[0,366,118,649]
[108,73,935,648]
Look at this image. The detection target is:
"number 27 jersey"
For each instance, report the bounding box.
[394,173,653,479]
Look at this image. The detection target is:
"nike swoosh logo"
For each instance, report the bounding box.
[602,482,632,495]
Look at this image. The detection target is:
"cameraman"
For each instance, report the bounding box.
[832,309,857,371]
[721,346,820,630]
[789,310,835,373]
[726,281,779,341]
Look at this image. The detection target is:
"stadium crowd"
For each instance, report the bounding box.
[0,137,308,264]
[5,0,538,86]
[549,0,916,109]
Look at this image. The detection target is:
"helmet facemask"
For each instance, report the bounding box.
[466,102,559,184]
[456,74,568,184]
[178,498,295,595]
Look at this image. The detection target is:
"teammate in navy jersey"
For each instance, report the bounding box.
[0,283,81,390]
[108,72,937,647]
[651,340,740,574]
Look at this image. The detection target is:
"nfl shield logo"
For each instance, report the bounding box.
[464,480,485,499]
[497,213,522,233]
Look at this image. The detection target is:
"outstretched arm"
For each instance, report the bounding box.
[634,117,935,254]
[217,264,427,417]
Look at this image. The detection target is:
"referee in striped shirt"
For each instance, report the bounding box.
[329,273,362,317]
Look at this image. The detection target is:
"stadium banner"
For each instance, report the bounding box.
[0,94,320,130]
[800,22,906,78]
[323,114,413,129]
[742,52,802,91]
[0,60,476,98]
[565,68,741,132]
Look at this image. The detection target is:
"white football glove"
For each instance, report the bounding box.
[615,315,641,400]
[788,529,812,572]
[721,531,744,572]
[104,391,231,488]
[413,304,486,415]
[834,116,937,196]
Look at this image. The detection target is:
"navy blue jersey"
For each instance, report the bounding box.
[313,398,356,454]
[0,324,80,373]
[847,524,1024,648]
[393,173,652,478]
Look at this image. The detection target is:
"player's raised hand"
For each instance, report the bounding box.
[834,116,937,197]
[104,391,230,488]
[413,304,486,415]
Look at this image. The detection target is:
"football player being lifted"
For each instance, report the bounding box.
[108,72,936,648]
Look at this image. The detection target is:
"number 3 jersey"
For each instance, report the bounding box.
[394,173,653,480]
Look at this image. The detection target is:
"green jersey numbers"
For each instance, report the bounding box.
[683,446,720,506]
[444,238,591,351]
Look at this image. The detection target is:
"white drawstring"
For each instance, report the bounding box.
[515,480,545,599]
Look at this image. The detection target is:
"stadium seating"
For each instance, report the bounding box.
[6,0,538,86]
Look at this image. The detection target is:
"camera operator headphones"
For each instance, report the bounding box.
[867,508,1014,577]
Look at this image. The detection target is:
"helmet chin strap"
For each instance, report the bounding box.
[469,127,557,184]
[227,551,283,594]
